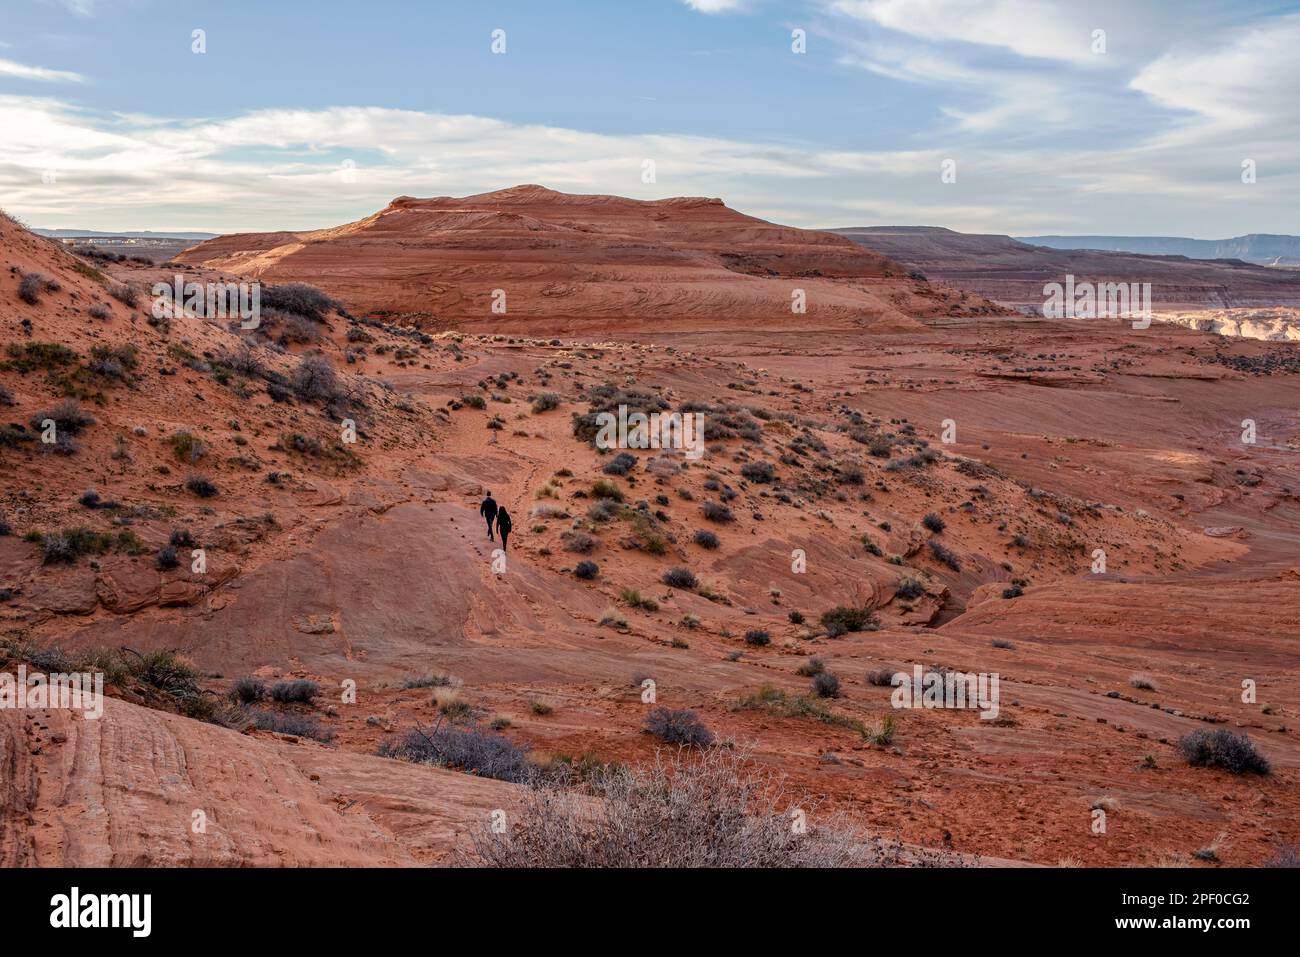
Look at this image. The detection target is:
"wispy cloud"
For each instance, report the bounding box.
[1131,11,1300,132]
[0,57,85,83]
[681,0,748,12]
[3,92,1294,236]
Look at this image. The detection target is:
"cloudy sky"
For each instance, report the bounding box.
[2,0,1297,236]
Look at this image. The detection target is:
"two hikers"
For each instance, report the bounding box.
[480,492,512,550]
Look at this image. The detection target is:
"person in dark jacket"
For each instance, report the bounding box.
[480,492,498,540]
[496,507,513,551]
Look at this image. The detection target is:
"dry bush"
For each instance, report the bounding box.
[1177,730,1270,775]
[469,747,879,868]
[261,282,339,321]
[291,354,343,403]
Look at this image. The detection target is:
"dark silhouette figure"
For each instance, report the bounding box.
[480,492,498,540]
[496,507,513,551]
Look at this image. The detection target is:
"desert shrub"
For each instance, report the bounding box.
[562,531,596,554]
[574,560,599,580]
[590,479,624,502]
[693,529,719,549]
[812,672,841,698]
[643,707,714,747]
[261,282,339,322]
[586,499,621,523]
[470,747,867,867]
[30,399,95,435]
[1176,730,1269,775]
[1265,844,1300,868]
[378,723,533,782]
[1130,676,1156,691]
[401,674,453,690]
[0,384,11,407]
[599,607,627,629]
[128,648,203,697]
[796,657,824,677]
[895,576,925,600]
[532,392,561,413]
[662,567,698,589]
[865,714,896,746]
[868,436,893,458]
[866,669,895,687]
[788,610,805,624]
[291,354,344,404]
[216,344,266,380]
[922,512,946,533]
[155,545,180,570]
[820,606,879,635]
[185,474,219,498]
[270,679,319,704]
[702,501,733,523]
[18,272,50,305]
[169,528,198,549]
[6,341,78,373]
[248,709,331,741]
[838,466,864,485]
[232,676,267,703]
[273,310,322,345]
[88,303,112,320]
[620,589,659,611]
[167,430,207,463]
[602,452,637,476]
[38,526,114,564]
[927,540,962,571]
[744,629,771,646]
[108,282,140,307]
[87,344,138,381]
[740,460,775,483]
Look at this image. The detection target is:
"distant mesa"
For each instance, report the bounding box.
[832,225,1300,312]
[176,186,999,332]
[1018,233,1300,267]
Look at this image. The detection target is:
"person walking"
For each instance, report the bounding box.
[480,492,498,540]
[496,507,513,551]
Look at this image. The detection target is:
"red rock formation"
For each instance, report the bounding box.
[179,186,1002,332]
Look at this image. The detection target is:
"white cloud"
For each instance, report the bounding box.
[0,57,85,83]
[1131,12,1300,130]
[1,94,1295,237]
[681,0,747,13]
[830,0,1105,65]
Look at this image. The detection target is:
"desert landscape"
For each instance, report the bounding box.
[2,183,1297,872]
[0,4,1297,916]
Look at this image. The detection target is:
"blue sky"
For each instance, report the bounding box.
[2,0,1298,236]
